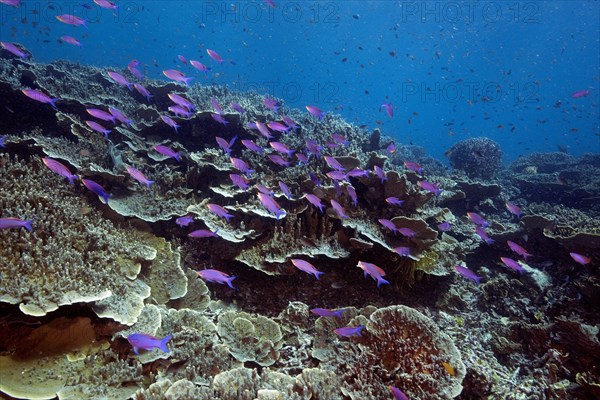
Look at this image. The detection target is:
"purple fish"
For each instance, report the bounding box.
[500,257,524,273]
[346,185,357,205]
[385,197,404,206]
[357,261,389,287]
[291,259,323,279]
[269,141,294,156]
[0,217,33,231]
[241,139,263,154]
[389,386,409,400]
[417,180,442,197]
[264,97,281,112]
[86,120,111,137]
[454,265,481,284]
[206,49,224,63]
[86,108,115,123]
[374,165,387,183]
[168,93,195,111]
[267,121,290,133]
[331,133,348,146]
[230,157,254,176]
[404,161,423,175]
[305,194,324,212]
[570,252,591,265]
[306,105,324,120]
[82,178,111,204]
[177,54,187,64]
[330,200,349,219]
[507,241,532,260]
[310,308,344,318]
[296,152,308,164]
[153,145,181,161]
[257,193,286,219]
[309,172,322,187]
[160,115,180,133]
[279,181,293,200]
[571,90,590,99]
[324,155,345,171]
[231,102,246,113]
[176,215,194,227]
[196,269,236,288]
[168,106,192,118]
[107,71,131,90]
[162,69,193,85]
[282,115,299,131]
[381,102,393,118]
[0,0,20,7]
[386,142,396,154]
[216,136,236,154]
[126,166,154,188]
[268,154,290,167]
[211,113,229,126]
[334,325,365,337]
[438,221,452,231]
[134,83,153,101]
[56,14,87,27]
[188,229,218,238]
[326,171,347,181]
[42,157,78,185]
[256,184,274,196]
[109,107,132,126]
[93,0,118,9]
[467,212,489,228]
[0,135,5,147]
[127,333,171,355]
[305,139,323,157]
[211,97,224,114]
[128,64,143,80]
[505,202,523,218]
[398,227,417,238]
[207,203,233,221]
[378,218,398,234]
[21,89,58,108]
[347,168,369,178]
[0,41,29,58]
[230,173,250,190]
[254,121,273,139]
[475,226,494,244]
[393,246,411,257]
[190,60,209,73]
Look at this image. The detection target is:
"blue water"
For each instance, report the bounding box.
[3,0,599,163]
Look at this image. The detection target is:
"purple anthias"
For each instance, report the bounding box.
[86,120,111,137]
[330,200,348,219]
[310,308,344,318]
[82,178,111,204]
[230,173,250,190]
[1,41,29,58]
[475,226,494,244]
[381,102,393,118]
[42,157,78,185]
[126,166,155,188]
[176,215,194,227]
[290,259,323,280]
[305,194,324,212]
[467,212,489,228]
[417,180,442,196]
[21,89,58,108]
[196,269,236,288]
[162,69,193,85]
[334,325,365,337]
[241,139,263,154]
[306,105,324,120]
[153,145,181,160]
[454,265,482,284]
[507,241,532,259]
[107,71,131,90]
[160,115,180,133]
[257,193,286,219]
[404,161,423,174]
[207,203,233,221]
[127,333,171,355]
[500,257,524,273]
[86,108,115,123]
[0,217,33,231]
[188,229,218,238]
[211,113,229,126]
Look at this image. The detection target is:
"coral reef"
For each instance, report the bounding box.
[446,137,503,179]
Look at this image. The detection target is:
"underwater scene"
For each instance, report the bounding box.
[0,1,599,399]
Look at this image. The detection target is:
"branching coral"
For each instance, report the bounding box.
[446,137,503,179]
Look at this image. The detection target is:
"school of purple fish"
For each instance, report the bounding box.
[0,1,594,398]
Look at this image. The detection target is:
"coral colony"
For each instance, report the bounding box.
[0,2,598,400]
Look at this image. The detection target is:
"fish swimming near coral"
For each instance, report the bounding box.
[196,269,236,288]
[505,202,523,218]
[389,386,409,400]
[0,41,29,58]
[334,325,365,337]
[507,241,532,260]
[475,226,494,244]
[82,178,111,204]
[188,229,218,238]
[500,257,524,273]
[126,166,155,188]
[569,252,591,265]
[176,215,194,227]
[207,203,233,221]
[0,217,33,231]
[356,261,389,287]
[127,333,172,355]
[310,308,344,318]
[153,145,181,161]
[454,265,482,284]
[56,14,87,28]
[42,157,78,185]
[291,259,324,280]
[21,89,58,108]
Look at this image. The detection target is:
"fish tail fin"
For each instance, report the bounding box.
[183,77,194,86]
[175,153,181,161]
[146,180,155,188]
[334,310,345,318]
[475,276,482,285]
[226,276,237,289]
[24,219,33,231]
[159,335,172,353]
[377,277,390,287]
[315,271,324,280]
